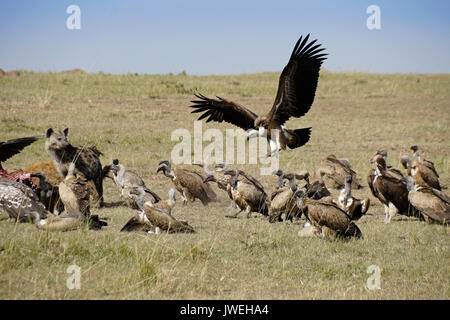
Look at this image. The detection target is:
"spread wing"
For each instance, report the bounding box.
[267,34,327,126]
[238,170,267,197]
[0,136,39,163]
[190,93,258,131]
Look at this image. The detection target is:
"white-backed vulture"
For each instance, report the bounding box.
[0,176,48,224]
[104,159,161,208]
[368,155,421,223]
[402,146,441,190]
[334,175,370,221]
[29,164,108,231]
[303,171,331,200]
[295,191,362,239]
[223,169,269,218]
[315,155,362,189]
[157,160,217,206]
[193,161,230,193]
[121,187,194,233]
[404,176,449,225]
[39,163,108,231]
[190,35,327,156]
[269,173,305,223]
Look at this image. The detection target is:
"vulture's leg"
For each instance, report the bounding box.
[265,139,280,158]
[383,204,390,223]
[180,191,187,205]
[229,201,238,209]
[225,209,242,219]
[245,206,252,218]
[387,202,397,223]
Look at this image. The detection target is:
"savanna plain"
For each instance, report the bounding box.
[0,70,448,299]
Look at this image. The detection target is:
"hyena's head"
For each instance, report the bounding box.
[45,128,70,151]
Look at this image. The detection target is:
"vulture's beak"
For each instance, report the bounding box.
[156,166,165,174]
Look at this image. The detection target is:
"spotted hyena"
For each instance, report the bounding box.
[45,127,104,208]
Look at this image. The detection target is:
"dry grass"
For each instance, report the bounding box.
[0,70,449,299]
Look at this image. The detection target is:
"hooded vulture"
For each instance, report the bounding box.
[0,136,39,170]
[314,155,362,189]
[103,159,161,208]
[223,169,269,218]
[190,34,327,156]
[403,176,449,225]
[368,155,421,223]
[295,191,362,239]
[121,187,194,233]
[334,175,370,221]
[157,160,217,206]
[401,146,441,190]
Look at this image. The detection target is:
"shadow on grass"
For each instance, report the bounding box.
[102,201,126,208]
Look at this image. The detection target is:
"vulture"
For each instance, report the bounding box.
[193,161,230,193]
[404,176,449,225]
[30,172,64,214]
[38,163,107,231]
[371,150,404,180]
[271,169,287,190]
[295,191,362,239]
[269,173,305,223]
[368,155,421,223]
[334,175,370,221]
[121,187,194,233]
[0,136,39,169]
[223,169,269,218]
[314,155,362,189]
[303,171,331,200]
[157,160,217,206]
[103,159,161,207]
[195,161,239,208]
[190,34,327,156]
[0,176,48,224]
[401,146,441,190]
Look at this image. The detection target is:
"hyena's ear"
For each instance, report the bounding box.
[63,128,69,137]
[46,128,53,138]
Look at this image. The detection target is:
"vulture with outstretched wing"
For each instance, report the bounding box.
[0,136,39,168]
[190,34,327,156]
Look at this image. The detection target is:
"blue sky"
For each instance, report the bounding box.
[0,0,449,74]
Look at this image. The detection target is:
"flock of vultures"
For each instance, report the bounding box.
[0,35,448,239]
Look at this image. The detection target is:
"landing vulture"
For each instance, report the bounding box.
[190,34,327,156]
